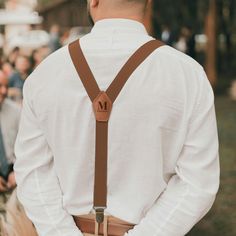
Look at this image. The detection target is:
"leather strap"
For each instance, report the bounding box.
[69,40,100,102]
[68,39,164,225]
[106,39,164,103]
[69,39,164,103]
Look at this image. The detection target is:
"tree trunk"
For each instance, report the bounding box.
[205,0,217,86]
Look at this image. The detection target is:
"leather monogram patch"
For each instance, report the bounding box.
[93,91,113,122]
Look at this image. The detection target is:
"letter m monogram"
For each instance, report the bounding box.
[92,92,112,121]
[98,101,108,112]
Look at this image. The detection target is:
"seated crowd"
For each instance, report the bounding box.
[0,46,50,236]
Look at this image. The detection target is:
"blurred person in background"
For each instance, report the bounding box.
[48,24,62,53]
[185,26,196,60]
[60,28,71,46]
[14,0,219,236]
[1,61,14,79]
[8,55,31,103]
[161,25,173,46]
[8,47,20,68]
[0,70,21,211]
[0,189,38,236]
[30,49,46,70]
[0,54,3,69]
[174,27,189,53]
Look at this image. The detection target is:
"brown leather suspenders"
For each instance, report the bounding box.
[68,39,164,225]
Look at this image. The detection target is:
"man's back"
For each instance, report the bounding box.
[14,19,219,236]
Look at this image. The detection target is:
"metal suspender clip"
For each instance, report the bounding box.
[94,206,106,223]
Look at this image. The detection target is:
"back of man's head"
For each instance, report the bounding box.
[87,0,148,10]
[87,0,150,24]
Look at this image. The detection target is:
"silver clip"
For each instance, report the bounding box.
[94,206,106,224]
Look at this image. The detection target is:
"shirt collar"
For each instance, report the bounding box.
[91,18,148,35]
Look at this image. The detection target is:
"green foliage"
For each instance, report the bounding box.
[188,96,236,236]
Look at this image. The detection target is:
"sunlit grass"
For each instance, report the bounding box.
[188,96,236,236]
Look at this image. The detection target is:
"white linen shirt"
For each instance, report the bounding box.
[14,19,220,236]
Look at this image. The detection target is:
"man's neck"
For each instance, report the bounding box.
[94,13,144,25]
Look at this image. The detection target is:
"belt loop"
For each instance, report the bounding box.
[103,215,108,236]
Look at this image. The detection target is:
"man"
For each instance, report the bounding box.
[14,0,220,236]
[48,24,62,53]
[8,55,31,103]
[0,71,21,195]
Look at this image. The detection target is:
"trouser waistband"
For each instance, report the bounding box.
[73,213,135,236]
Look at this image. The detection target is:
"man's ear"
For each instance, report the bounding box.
[90,0,99,8]
[144,0,152,10]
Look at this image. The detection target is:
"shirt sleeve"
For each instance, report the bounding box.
[14,79,83,236]
[125,68,220,236]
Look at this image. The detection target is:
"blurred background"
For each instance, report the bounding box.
[0,0,235,235]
